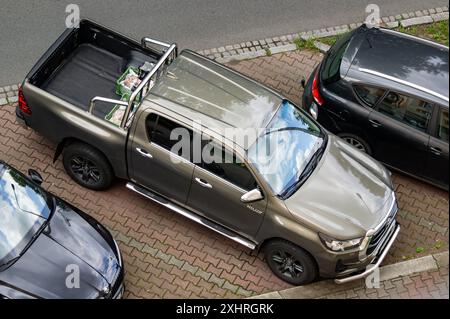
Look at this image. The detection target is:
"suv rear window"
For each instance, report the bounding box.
[377,91,433,132]
[321,30,355,83]
[354,85,386,107]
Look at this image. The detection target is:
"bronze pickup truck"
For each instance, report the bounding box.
[17,19,399,285]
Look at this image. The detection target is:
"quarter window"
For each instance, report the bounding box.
[354,85,385,107]
[377,92,433,132]
[201,140,257,191]
[438,108,449,142]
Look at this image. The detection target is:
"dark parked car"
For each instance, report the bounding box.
[0,161,124,299]
[302,25,449,190]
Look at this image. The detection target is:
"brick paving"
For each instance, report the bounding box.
[321,265,449,299]
[0,48,448,299]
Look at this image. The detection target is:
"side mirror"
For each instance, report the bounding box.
[240,188,264,203]
[28,169,43,185]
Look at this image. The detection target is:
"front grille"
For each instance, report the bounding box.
[366,200,398,255]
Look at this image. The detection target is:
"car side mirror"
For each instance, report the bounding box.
[241,188,264,203]
[28,169,43,185]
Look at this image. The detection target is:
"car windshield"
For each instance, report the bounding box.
[0,164,52,266]
[247,101,325,196]
[321,29,355,83]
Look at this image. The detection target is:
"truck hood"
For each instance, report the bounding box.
[1,201,121,299]
[284,135,395,239]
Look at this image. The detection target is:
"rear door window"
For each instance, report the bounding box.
[146,114,193,161]
[354,85,385,107]
[376,91,433,132]
[437,107,449,142]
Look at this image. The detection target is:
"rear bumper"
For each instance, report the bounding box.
[15,106,28,129]
[334,223,400,284]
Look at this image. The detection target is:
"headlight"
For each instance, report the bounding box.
[319,233,363,252]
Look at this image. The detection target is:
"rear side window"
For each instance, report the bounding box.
[201,140,257,191]
[146,114,193,160]
[354,85,385,107]
[376,92,433,132]
[438,108,449,142]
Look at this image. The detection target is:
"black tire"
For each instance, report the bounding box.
[264,240,317,285]
[63,142,114,191]
[338,133,372,155]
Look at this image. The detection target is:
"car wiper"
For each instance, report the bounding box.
[280,139,327,199]
[263,126,323,138]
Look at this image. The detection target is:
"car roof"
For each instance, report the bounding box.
[147,50,282,131]
[346,26,449,106]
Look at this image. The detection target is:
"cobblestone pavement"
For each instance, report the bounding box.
[321,265,449,299]
[0,49,448,299]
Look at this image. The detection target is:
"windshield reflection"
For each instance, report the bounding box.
[248,101,324,195]
[0,165,51,265]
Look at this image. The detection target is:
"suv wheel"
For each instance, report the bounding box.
[338,133,372,155]
[264,240,317,285]
[63,142,114,190]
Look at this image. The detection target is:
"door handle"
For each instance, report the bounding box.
[430,146,442,156]
[136,147,153,159]
[195,177,213,189]
[369,119,382,128]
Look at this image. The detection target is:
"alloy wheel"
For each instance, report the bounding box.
[343,137,367,153]
[271,250,304,279]
[70,156,101,185]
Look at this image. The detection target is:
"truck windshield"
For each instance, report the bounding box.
[0,164,52,267]
[247,101,325,196]
[321,30,355,83]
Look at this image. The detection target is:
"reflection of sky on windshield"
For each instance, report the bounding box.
[0,170,48,261]
[248,101,322,194]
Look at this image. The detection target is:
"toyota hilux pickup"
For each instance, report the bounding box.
[17,19,400,285]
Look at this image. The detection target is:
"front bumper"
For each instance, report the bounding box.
[334,223,400,284]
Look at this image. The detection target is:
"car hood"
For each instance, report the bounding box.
[284,135,395,239]
[1,200,121,299]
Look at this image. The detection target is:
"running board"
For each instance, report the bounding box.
[126,182,257,250]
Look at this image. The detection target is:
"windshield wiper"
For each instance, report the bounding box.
[280,138,327,199]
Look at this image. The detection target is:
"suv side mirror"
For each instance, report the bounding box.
[241,188,264,203]
[28,169,43,185]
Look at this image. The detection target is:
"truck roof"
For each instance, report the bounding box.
[147,50,282,133]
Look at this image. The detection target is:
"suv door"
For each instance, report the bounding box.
[368,91,432,177]
[425,106,449,188]
[186,139,267,238]
[130,111,194,204]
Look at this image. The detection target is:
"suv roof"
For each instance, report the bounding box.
[346,26,449,106]
[147,50,282,131]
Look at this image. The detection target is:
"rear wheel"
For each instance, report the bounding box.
[338,133,372,155]
[264,240,317,285]
[63,142,114,190]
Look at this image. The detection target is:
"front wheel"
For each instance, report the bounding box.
[63,142,114,191]
[264,240,317,285]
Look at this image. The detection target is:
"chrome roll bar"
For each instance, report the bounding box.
[88,37,178,129]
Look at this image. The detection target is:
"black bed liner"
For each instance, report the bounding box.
[30,20,160,119]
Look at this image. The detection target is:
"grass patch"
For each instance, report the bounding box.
[294,37,317,50]
[265,48,272,56]
[294,20,448,53]
[398,20,449,46]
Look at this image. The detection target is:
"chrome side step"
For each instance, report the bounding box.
[126,182,257,250]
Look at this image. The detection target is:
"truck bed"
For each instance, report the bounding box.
[28,20,161,119]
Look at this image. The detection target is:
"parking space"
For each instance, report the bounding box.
[0,49,448,299]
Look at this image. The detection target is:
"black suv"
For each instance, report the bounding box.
[302,25,449,190]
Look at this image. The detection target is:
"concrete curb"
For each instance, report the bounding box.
[249,251,449,299]
[0,6,448,103]
[197,6,448,64]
